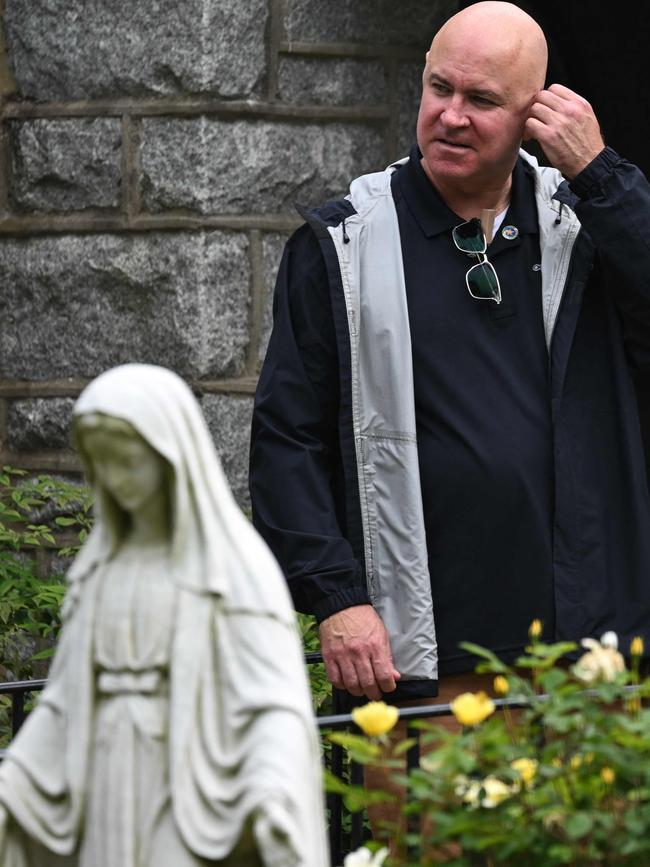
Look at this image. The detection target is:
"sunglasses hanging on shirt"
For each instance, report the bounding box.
[452,217,502,305]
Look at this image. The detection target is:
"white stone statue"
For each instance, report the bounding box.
[0,364,329,867]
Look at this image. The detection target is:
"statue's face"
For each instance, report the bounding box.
[77,414,167,515]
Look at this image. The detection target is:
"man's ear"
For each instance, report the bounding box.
[521,93,541,142]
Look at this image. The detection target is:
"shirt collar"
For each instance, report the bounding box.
[395,143,539,239]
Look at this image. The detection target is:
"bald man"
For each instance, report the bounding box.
[250,1,650,710]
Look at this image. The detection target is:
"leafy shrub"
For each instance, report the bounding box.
[0,468,332,709]
[330,632,650,867]
[0,467,92,678]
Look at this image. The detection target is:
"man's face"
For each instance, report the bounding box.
[416,33,535,194]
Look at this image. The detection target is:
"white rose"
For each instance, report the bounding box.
[600,631,619,650]
[344,846,389,867]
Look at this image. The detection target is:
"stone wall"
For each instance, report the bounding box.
[0,0,456,506]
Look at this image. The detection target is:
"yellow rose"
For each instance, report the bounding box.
[450,691,495,726]
[493,675,510,696]
[601,767,616,785]
[351,701,399,737]
[511,757,538,787]
[630,636,645,657]
[528,619,543,640]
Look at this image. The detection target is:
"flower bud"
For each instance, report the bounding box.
[630,636,644,657]
[511,757,537,787]
[601,767,616,785]
[528,619,543,640]
[493,675,510,696]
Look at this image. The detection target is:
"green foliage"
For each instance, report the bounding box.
[296,611,333,714]
[329,638,650,867]
[0,469,331,713]
[0,467,92,681]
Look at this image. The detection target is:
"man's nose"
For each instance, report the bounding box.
[441,98,470,128]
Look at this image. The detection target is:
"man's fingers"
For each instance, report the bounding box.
[337,657,364,696]
[324,645,383,698]
[371,656,399,694]
[546,82,582,101]
[319,605,401,698]
[355,657,384,700]
[528,100,563,126]
[524,83,603,179]
[523,116,546,141]
[322,655,345,691]
[531,89,567,113]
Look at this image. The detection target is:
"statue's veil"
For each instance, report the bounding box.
[69,363,294,622]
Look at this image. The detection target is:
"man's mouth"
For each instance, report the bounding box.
[437,139,472,150]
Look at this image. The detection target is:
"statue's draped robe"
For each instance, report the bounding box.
[0,364,329,867]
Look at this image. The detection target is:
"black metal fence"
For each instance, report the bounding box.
[0,661,531,866]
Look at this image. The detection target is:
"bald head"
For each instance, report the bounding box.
[416,2,549,206]
[430,2,547,100]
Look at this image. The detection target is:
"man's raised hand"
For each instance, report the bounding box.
[319,605,401,700]
[524,83,605,179]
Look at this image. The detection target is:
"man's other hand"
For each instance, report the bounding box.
[524,84,605,179]
[319,605,401,699]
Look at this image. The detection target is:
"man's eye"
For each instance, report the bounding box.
[472,96,495,106]
[431,82,450,94]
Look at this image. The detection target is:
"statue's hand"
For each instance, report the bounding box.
[253,799,300,867]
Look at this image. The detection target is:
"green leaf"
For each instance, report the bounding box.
[537,667,570,693]
[393,737,419,757]
[565,811,594,840]
[322,768,349,794]
[327,732,380,760]
[30,647,55,661]
[2,509,22,520]
[547,844,576,864]
[458,642,509,673]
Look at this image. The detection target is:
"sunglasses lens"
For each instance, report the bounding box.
[467,261,501,302]
[452,218,486,254]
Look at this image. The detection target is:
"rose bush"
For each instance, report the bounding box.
[327,629,650,866]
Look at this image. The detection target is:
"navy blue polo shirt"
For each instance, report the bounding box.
[391,146,555,674]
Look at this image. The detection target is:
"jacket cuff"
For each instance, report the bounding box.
[311,587,372,624]
[569,146,623,199]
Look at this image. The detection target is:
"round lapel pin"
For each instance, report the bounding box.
[501,225,519,240]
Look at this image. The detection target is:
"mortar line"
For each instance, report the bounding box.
[245,229,265,376]
[0,451,82,473]
[121,114,142,222]
[0,212,302,235]
[0,377,259,399]
[278,41,423,60]
[0,120,9,212]
[0,0,16,101]
[267,0,285,102]
[1,99,389,122]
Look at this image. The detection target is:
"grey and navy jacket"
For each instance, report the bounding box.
[250,146,650,697]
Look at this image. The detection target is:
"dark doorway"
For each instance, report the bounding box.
[458,0,650,487]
